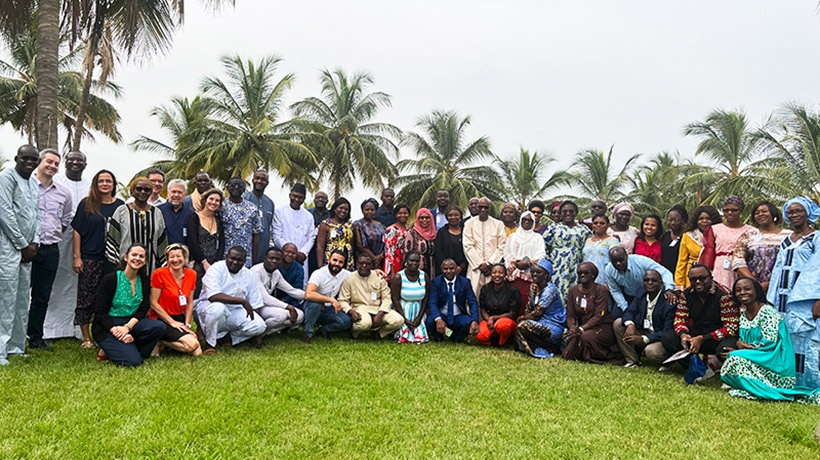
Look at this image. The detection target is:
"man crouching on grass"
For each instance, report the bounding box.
[337,253,403,339]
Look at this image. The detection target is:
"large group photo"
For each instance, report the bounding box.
[2,1,820,459]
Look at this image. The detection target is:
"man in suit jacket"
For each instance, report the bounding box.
[613,269,675,367]
[428,189,450,231]
[426,258,479,342]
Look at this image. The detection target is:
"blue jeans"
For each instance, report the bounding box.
[98,317,166,367]
[27,243,59,344]
[300,301,352,337]
[426,314,474,343]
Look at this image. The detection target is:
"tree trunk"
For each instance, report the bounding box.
[72,39,97,151]
[35,0,60,151]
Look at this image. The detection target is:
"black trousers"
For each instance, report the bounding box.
[661,328,737,369]
[27,243,59,344]
[98,317,166,367]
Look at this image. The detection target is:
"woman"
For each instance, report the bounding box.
[383,203,410,279]
[504,211,546,309]
[500,203,519,237]
[316,198,354,270]
[562,262,615,363]
[634,214,664,263]
[392,251,429,344]
[660,205,688,274]
[543,200,592,301]
[675,205,722,289]
[186,188,225,296]
[105,177,168,273]
[404,208,437,277]
[609,202,640,253]
[92,244,166,367]
[516,259,565,358]
[71,170,124,348]
[549,201,563,224]
[709,196,754,288]
[582,214,620,285]
[435,206,468,275]
[721,277,820,403]
[477,264,521,346]
[732,201,790,293]
[528,200,548,235]
[149,243,201,357]
[353,198,386,270]
[767,197,820,388]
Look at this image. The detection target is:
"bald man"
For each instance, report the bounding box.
[462,197,506,294]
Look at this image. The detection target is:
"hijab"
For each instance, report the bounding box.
[413,208,437,241]
[508,211,546,260]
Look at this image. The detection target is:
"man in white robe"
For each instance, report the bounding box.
[272,183,316,286]
[462,197,507,294]
[250,247,305,336]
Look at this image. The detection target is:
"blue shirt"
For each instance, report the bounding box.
[158,201,194,245]
[374,205,397,228]
[243,191,275,264]
[604,254,675,312]
[276,261,305,305]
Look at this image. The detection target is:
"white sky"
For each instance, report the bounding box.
[3,0,820,218]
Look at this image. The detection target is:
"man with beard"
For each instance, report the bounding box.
[301,250,353,343]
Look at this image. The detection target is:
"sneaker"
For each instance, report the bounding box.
[623,362,641,369]
[721,384,732,391]
[694,367,716,384]
[658,365,672,372]
[0,358,9,366]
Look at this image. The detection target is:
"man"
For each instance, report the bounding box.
[0,146,40,365]
[581,199,607,229]
[605,247,675,319]
[183,171,212,212]
[661,264,740,371]
[302,250,354,343]
[222,177,262,268]
[28,149,74,351]
[157,179,193,245]
[195,246,267,352]
[337,253,403,339]
[429,189,451,231]
[272,183,316,285]
[250,247,305,336]
[126,168,166,207]
[243,170,275,264]
[462,197,506,294]
[307,190,329,274]
[45,151,90,340]
[466,197,480,220]
[373,188,397,227]
[277,243,304,306]
[426,258,479,342]
[613,269,675,368]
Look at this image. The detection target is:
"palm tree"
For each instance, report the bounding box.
[290,69,400,199]
[495,147,569,211]
[174,55,317,186]
[566,146,640,204]
[626,151,712,217]
[396,110,504,211]
[0,17,122,148]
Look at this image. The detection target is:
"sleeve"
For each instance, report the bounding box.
[531,287,557,320]
[757,307,781,344]
[731,230,752,271]
[201,264,225,300]
[565,288,578,329]
[543,226,553,256]
[150,269,164,290]
[648,258,676,292]
[699,225,716,270]
[71,199,88,234]
[488,222,507,264]
[712,295,740,341]
[105,206,125,265]
[253,269,287,309]
[271,209,285,248]
[245,275,265,310]
[674,235,691,289]
[428,279,442,321]
[378,278,392,312]
[276,275,305,303]
[298,214,318,255]
[132,276,153,320]
[186,213,206,264]
[622,293,641,326]
[93,273,118,333]
[478,285,488,313]
[338,278,353,314]
[435,228,447,268]
[508,287,522,315]
[0,174,30,249]
[154,211,168,267]
[605,266,628,312]
[462,220,482,269]
[60,188,74,227]
[465,282,479,322]
[251,206,263,235]
[292,264,304,291]
[673,296,690,336]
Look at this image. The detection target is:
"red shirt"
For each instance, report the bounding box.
[149,266,197,318]
[634,238,662,263]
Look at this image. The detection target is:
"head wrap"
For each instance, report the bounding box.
[610,202,634,224]
[782,197,820,226]
[722,195,744,211]
[550,200,564,210]
[413,208,437,241]
[360,197,379,211]
[536,258,554,277]
[578,261,599,280]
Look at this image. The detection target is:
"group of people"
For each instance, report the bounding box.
[1,144,819,405]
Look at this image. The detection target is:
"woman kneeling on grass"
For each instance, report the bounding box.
[149,243,201,357]
[93,244,166,366]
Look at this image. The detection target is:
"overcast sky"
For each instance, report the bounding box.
[2,0,820,216]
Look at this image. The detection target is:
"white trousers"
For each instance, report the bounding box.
[259,305,304,335]
[195,301,266,347]
[0,262,32,359]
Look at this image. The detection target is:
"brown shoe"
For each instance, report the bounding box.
[300,335,311,344]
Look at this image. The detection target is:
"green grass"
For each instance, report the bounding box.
[1,335,818,460]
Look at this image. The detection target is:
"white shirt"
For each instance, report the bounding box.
[54,174,90,213]
[272,205,317,255]
[250,263,305,309]
[125,195,166,207]
[197,261,263,310]
[307,266,351,307]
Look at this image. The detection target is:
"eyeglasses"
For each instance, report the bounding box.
[561,209,577,215]
[134,186,152,192]
[723,207,740,213]
[643,278,661,283]
[688,275,710,283]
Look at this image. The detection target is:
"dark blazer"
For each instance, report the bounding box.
[622,287,675,343]
[92,271,152,343]
[428,274,479,323]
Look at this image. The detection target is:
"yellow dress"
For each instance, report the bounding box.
[674,231,703,289]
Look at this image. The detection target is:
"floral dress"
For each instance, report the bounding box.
[516,282,566,358]
[543,223,592,301]
[731,228,791,285]
[396,270,428,344]
[323,219,354,270]
[582,236,619,284]
[382,224,407,278]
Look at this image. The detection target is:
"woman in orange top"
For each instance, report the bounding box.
[149,243,201,356]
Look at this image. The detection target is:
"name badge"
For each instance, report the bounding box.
[179,294,187,306]
[723,259,731,270]
[371,291,378,301]
[580,298,588,311]
[643,318,651,329]
[182,228,187,238]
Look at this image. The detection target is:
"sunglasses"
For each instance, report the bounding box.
[134,186,152,192]
[478,205,490,210]
[689,275,710,283]
[577,270,592,275]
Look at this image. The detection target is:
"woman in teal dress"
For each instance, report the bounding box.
[543,201,592,301]
[721,277,820,403]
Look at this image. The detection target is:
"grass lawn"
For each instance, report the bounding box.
[1,334,819,460]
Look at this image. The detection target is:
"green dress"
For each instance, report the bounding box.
[721,304,820,404]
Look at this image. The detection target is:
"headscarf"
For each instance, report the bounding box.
[577,261,599,280]
[731,276,767,305]
[502,202,518,216]
[782,197,820,226]
[413,208,437,241]
[550,200,564,211]
[536,258,554,278]
[507,211,546,260]
[329,198,351,223]
[610,202,634,224]
[722,195,745,211]
[360,197,379,211]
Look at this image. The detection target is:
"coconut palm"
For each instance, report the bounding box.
[396,110,504,211]
[495,147,569,211]
[566,146,640,204]
[626,151,713,217]
[290,69,400,199]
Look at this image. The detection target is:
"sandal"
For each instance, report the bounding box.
[81,340,95,349]
[96,348,108,362]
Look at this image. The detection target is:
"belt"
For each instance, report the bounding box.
[715,251,732,257]
[38,243,59,248]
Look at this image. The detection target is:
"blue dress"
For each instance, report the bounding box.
[516,282,566,357]
[543,223,592,301]
[767,232,820,388]
[582,236,620,284]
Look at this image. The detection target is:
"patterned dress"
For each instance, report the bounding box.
[711,223,754,289]
[721,304,820,403]
[382,224,407,278]
[396,270,428,344]
[222,200,263,267]
[516,282,566,357]
[582,236,619,284]
[324,219,354,270]
[543,223,592,301]
[105,204,167,274]
[731,228,791,285]
[403,228,436,278]
[353,219,386,258]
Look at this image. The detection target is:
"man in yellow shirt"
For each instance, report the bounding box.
[338,253,403,339]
